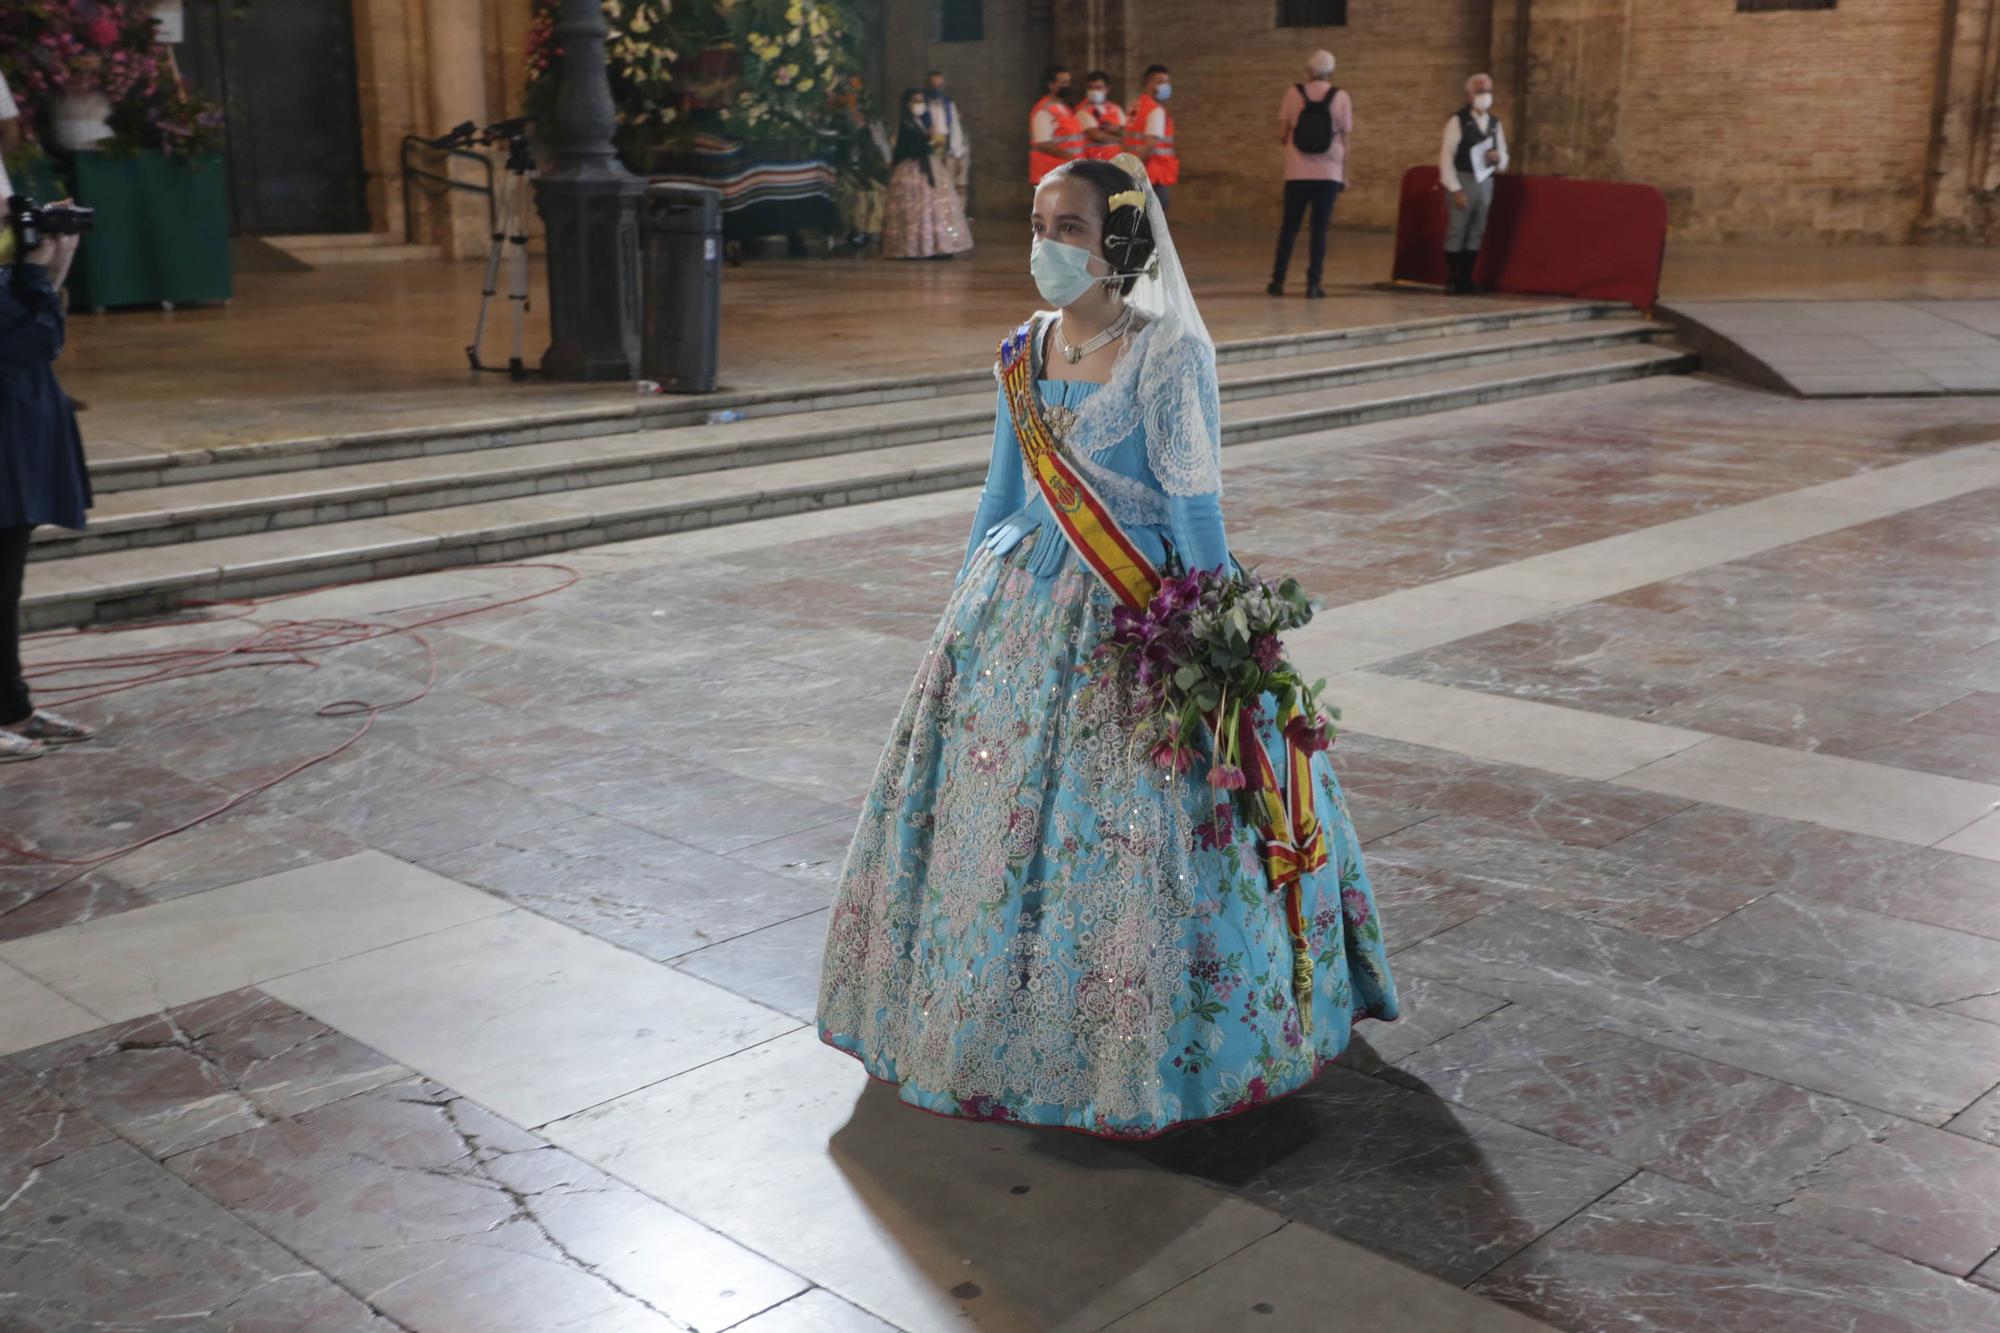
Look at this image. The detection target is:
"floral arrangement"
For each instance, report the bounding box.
[1097,566,1338,822]
[0,0,229,157]
[524,0,870,161]
[0,0,164,107]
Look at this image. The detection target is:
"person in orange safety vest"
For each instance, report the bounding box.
[1029,65,1084,184]
[1124,64,1179,211]
[1076,69,1127,162]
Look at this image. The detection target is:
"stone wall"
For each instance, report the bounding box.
[868,0,2000,244]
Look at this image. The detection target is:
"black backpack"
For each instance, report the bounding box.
[1292,83,1338,154]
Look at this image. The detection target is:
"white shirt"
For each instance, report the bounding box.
[0,71,17,206]
[1144,106,1167,139]
[1439,108,1507,193]
[922,96,967,159]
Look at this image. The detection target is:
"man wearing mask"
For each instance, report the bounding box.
[1029,66,1084,185]
[1268,49,1350,299]
[1439,72,1507,295]
[921,70,970,206]
[1125,65,1178,211]
[1075,70,1126,162]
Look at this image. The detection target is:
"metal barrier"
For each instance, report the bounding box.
[398,135,497,244]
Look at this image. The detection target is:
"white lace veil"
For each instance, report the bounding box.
[1110,154,1223,499]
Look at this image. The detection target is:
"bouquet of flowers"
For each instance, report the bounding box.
[0,0,163,107]
[1097,566,1338,816]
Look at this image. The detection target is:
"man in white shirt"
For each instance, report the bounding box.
[0,70,22,208]
[1438,72,1508,295]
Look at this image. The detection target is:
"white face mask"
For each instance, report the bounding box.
[1088,89,1107,105]
[1472,92,1494,111]
[1030,238,1116,308]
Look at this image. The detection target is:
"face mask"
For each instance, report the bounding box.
[1031,238,1112,308]
[1088,89,1107,105]
[907,106,923,119]
[1473,92,1494,111]
[1154,82,1172,102]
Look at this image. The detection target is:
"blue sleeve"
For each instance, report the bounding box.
[0,266,66,369]
[1169,491,1231,573]
[959,386,1024,580]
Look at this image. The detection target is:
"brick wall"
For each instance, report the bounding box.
[866,0,1998,244]
[1123,0,1491,229]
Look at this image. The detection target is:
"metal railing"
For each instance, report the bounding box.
[399,135,497,244]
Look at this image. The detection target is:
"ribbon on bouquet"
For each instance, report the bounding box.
[998,318,1328,1027]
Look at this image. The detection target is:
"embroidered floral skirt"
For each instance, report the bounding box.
[816,539,1399,1138]
[881,158,973,259]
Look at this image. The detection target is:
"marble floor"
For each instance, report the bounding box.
[61,223,2000,462]
[5,372,2000,1331]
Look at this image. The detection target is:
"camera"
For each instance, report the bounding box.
[7,196,96,255]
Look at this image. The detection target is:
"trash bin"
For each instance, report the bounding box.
[640,183,722,393]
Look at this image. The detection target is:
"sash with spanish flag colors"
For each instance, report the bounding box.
[996,317,1331,1028]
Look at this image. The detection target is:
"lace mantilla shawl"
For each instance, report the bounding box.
[1000,313,1225,527]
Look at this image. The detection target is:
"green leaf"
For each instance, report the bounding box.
[1173,665,1203,691]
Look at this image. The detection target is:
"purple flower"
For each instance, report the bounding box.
[1252,634,1282,672]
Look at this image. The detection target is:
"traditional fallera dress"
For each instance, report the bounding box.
[816,312,1397,1138]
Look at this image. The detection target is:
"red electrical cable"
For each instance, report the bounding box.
[2,562,581,868]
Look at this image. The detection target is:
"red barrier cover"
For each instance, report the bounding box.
[1391,166,1668,312]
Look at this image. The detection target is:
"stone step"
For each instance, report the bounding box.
[89,300,1630,493]
[24,341,1694,630]
[42,318,1663,561]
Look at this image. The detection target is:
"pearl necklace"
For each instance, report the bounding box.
[1058,305,1134,364]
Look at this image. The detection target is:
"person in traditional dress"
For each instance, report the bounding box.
[881,88,973,261]
[817,152,1398,1138]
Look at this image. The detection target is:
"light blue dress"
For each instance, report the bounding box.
[817,315,1397,1138]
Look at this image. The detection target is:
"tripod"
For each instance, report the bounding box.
[468,130,537,380]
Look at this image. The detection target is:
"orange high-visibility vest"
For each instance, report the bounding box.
[1029,95,1085,183]
[1125,95,1179,185]
[1079,100,1127,161]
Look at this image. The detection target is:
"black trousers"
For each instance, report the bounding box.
[1,525,31,726]
[1271,179,1344,286]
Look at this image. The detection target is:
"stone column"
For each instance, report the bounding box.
[424,0,492,257]
[535,0,644,381]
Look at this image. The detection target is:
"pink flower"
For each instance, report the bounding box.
[1151,742,1198,774]
[86,16,119,48]
[1207,764,1248,791]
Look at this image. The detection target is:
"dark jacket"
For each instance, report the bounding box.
[0,263,89,531]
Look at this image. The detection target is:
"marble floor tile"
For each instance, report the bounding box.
[507,746,860,855]
[1472,1171,2000,1333]
[1331,671,1707,782]
[0,959,109,1056]
[0,1062,113,1192]
[1331,734,1693,849]
[0,869,147,943]
[1336,973,1508,1074]
[1291,583,1568,655]
[264,909,799,1128]
[546,1028,1287,1333]
[1138,1066,1635,1285]
[1618,738,2000,848]
[727,1287,901,1333]
[673,910,831,1022]
[426,815,829,960]
[1776,1125,2000,1275]
[9,988,407,1160]
[1387,1005,1899,1207]
[0,1139,391,1332]
[1939,810,2000,862]
[0,851,510,1022]
[1104,1220,1555,1332]
[1364,815,1761,939]
[725,816,859,894]
[1604,803,2000,941]
[173,1076,805,1332]
[1947,1085,2000,1146]
[95,804,365,904]
[1684,892,2000,1010]
[1396,908,2000,1125]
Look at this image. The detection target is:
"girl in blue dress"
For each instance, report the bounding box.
[817,154,1396,1138]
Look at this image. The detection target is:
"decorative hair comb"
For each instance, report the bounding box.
[1107,188,1146,212]
[1110,152,1148,187]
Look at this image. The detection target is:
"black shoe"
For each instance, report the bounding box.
[1306,284,1326,299]
[1266,280,1284,297]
